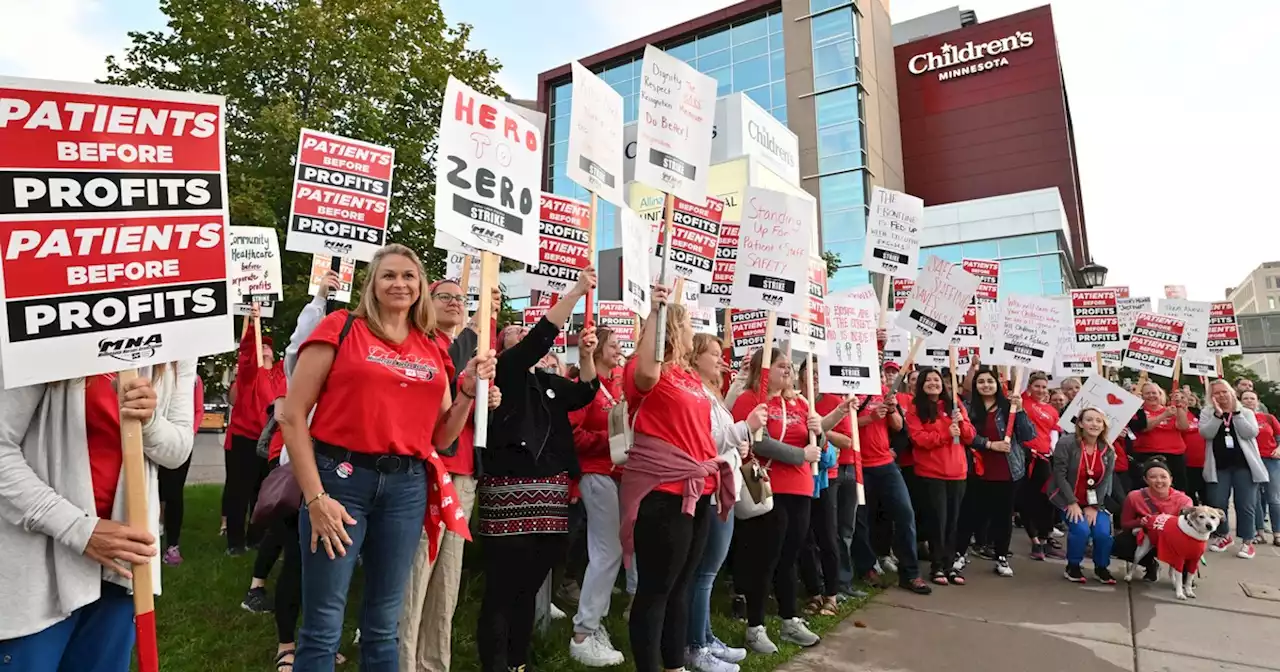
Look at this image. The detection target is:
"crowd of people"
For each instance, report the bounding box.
[2,241,1277,672]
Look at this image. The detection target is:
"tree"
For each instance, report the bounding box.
[103,0,505,385]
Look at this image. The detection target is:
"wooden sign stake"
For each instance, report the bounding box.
[456,254,473,338]
[252,300,263,368]
[753,313,776,442]
[654,192,676,362]
[473,250,499,448]
[584,191,598,328]
[118,368,158,672]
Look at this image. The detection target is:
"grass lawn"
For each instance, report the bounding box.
[151,484,873,671]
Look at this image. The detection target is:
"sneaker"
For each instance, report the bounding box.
[744,625,778,654]
[569,630,624,667]
[240,587,272,613]
[1094,567,1117,585]
[1029,543,1046,561]
[1046,537,1064,550]
[550,603,567,620]
[1273,535,1280,548]
[1063,565,1087,583]
[1050,526,1066,539]
[951,554,968,573]
[687,647,739,672]
[899,577,933,595]
[1210,535,1233,552]
[162,545,183,566]
[730,594,746,622]
[779,617,820,647]
[837,587,868,600]
[1238,543,1257,559]
[707,635,747,664]
[975,545,998,561]
[994,556,1014,577]
[878,555,899,574]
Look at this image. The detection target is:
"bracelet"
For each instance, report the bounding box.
[458,388,474,400]
[306,492,328,507]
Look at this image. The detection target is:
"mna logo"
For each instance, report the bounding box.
[324,240,354,256]
[471,225,504,247]
[761,293,784,307]
[98,334,163,362]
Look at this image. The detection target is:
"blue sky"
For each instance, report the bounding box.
[4,0,1276,302]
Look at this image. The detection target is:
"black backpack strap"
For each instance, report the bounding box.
[337,311,358,347]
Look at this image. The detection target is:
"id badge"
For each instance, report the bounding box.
[1086,489,1099,506]
[1225,435,1236,449]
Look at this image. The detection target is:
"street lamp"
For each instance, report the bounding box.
[1079,260,1108,289]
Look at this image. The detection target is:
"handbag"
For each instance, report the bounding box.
[608,383,641,466]
[736,398,784,519]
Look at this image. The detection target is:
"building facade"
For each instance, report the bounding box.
[1226,261,1280,378]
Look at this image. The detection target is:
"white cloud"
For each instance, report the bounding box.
[0,0,124,82]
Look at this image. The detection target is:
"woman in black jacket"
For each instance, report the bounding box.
[475,267,600,672]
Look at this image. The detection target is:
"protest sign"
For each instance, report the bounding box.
[652,196,723,285]
[1069,289,1120,351]
[228,226,282,300]
[789,257,827,355]
[233,299,274,319]
[892,278,914,311]
[952,304,979,347]
[597,301,638,354]
[690,305,717,335]
[731,309,770,357]
[566,61,625,206]
[895,256,980,339]
[996,294,1060,372]
[1057,376,1141,445]
[731,187,814,314]
[1123,312,1185,378]
[979,301,1006,363]
[700,221,739,308]
[833,284,880,323]
[619,208,652,318]
[921,335,950,368]
[1164,285,1187,300]
[962,259,1000,304]
[1158,298,1211,353]
[285,128,394,262]
[1117,297,1151,342]
[0,77,233,388]
[1099,286,1131,299]
[307,253,355,303]
[883,325,911,366]
[633,46,717,203]
[1053,296,1097,378]
[678,280,701,306]
[863,186,923,278]
[820,294,881,394]
[1208,301,1242,355]
[434,76,542,265]
[443,244,481,312]
[526,194,591,294]
[523,305,567,354]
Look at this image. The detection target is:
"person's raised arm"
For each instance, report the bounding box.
[827,430,853,450]
[820,396,852,433]
[633,284,671,392]
[286,272,339,378]
[576,327,599,383]
[236,305,262,384]
[543,265,596,333]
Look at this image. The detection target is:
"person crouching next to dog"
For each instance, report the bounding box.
[1114,457,1193,581]
[1048,407,1118,585]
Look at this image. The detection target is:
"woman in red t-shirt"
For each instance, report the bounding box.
[1129,382,1191,491]
[906,369,976,585]
[281,244,494,669]
[1018,371,1062,561]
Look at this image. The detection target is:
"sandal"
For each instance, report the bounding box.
[803,596,824,616]
[275,649,295,671]
[947,571,966,586]
[818,596,839,616]
[931,570,948,586]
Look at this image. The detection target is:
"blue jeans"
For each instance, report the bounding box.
[835,464,876,589]
[856,462,920,580]
[1260,459,1280,534]
[0,582,134,672]
[296,452,427,672]
[1064,508,1113,568]
[686,504,734,648]
[1209,465,1257,539]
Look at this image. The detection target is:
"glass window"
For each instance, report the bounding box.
[821,208,865,240]
[1004,271,1040,295]
[817,120,860,156]
[768,11,783,34]
[819,151,864,175]
[960,240,998,260]
[696,29,730,55]
[811,10,853,48]
[697,48,732,72]
[554,82,571,103]
[745,85,770,109]
[624,95,638,123]
[1043,279,1064,296]
[924,244,962,264]
[823,238,864,265]
[818,173,865,212]
[707,67,732,97]
[769,50,786,81]
[551,115,570,144]
[810,0,851,13]
[1035,232,1059,253]
[1001,256,1038,272]
[732,55,770,91]
[1040,255,1063,282]
[814,40,856,75]
[770,30,786,53]
[734,35,769,60]
[600,64,628,85]
[815,67,857,93]
[772,105,787,124]
[829,266,870,292]
[551,142,568,166]
[815,87,859,128]
[999,235,1037,257]
[732,17,768,45]
[772,81,787,107]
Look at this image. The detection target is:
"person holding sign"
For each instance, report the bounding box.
[905,369,976,586]
[0,361,196,670]
[281,244,493,670]
[1200,380,1269,559]
[1243,391,1280,547]
[1048,408,1118,585]
[1128,383,1191,492]
[1018,372,1062,562]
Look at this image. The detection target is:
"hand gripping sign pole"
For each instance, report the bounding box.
[753,316,777,442]
[117,369,159,672]
[1005,366,1025,441]
[473,251,499,449]
[654,193,677,361]
[805,348,820,476]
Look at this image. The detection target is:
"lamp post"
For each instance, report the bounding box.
[1079,260,1108,289]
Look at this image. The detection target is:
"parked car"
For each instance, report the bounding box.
[200,393,229,433]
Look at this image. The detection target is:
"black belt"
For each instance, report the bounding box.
[314,441,421,474]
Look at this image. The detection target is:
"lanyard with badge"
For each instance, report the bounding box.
[1081,446,1102,506]
[1223,412,1236,449]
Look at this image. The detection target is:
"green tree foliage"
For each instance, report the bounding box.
[102,0,505,394]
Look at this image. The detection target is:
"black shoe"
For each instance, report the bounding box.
[731,594,747,622]
[899,577,933,595]
[1063,565,1087,583]
[240,587,273,614]
[1143,565,1159,582]
[1094,567,1117,585]
[226,546,246,557]
[975,545,998,561]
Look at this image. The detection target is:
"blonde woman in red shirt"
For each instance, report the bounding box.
[1129,383,1191,491]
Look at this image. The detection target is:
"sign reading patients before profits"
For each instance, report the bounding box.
[434,76,542,265]
[651,196,723,286]
[0,76,234,388]
[566,61,625,207]
[821,294,881,395]
[1123,312,1185,378]
[619,208,653,318]
[307,254,355,304]
[700,221,739,309]
[863,186,923,278]
[895,256,980,339]
[731,309,770,358]
[731,186,814,315]
[597,301,638,353]
[526,194,592,295]
[633,45,718,203]
[228,226,282,300]
[1208,301,1242,355]
[285,128,395,263]
[1070,289,1120,351]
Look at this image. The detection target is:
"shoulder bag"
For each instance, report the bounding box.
[736,396,782,520]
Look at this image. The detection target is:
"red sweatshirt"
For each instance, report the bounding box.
[1020,391,1059,458]
[1121,487,1193,531]
[905,398,975,480]
[895,392,915,468]
[570,373,622,476]
[228,334,287,444]
[733,390,814,496]
[1257,412,1280,458]
[816,394,853,481]
[1132,406,1185,455]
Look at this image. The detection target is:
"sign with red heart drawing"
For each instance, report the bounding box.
[1057,375,1141,445]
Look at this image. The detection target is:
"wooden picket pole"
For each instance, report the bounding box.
[654,192,677,361]
[473,251,499,448]
[252,300,263,368]
[456,254,473,338]
[584,191,598,328]
[117,369,158,672]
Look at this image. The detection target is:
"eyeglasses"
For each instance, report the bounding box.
[432,293,467,304]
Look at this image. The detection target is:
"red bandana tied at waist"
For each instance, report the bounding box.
[424,448,472,562]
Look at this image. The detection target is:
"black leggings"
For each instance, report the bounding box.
[629,492,711,672]
[919,477,966,574]
[956,478,1017,558]
[225,433,269,550]
[800,483,841,597]
[158,454,192,547]
[1018,457,1056,541]
[736,493,810,626]
[478,533,567,672]
[273,513,302,645]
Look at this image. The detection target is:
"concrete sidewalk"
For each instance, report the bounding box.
[189,431,227,485]
[782,536,1280,672]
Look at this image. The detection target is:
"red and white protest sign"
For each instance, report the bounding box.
[1208,301,1242,355]
[894,256,980,340]
[0,77,233,388]
[731,309,769,358]
[820,293,880,395]
[1098,286,1130,299]
[526,194,591,294]
[789,257,827,354]
[1164,285,1187,300]
[597,301,638,354]
[953,304,979,347]
[1070,289,1120,351]
[1123,312,1185,378]
[286,128,395,262]
[892,278,913,312]
[524,298,568,354]
[962,259,1000,304]
[700,221,738,309]
[653,196,723,286]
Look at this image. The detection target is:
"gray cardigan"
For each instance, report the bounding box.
[0,360,196,639]
[1048,433,1116,510]
[1200,406,1269,484]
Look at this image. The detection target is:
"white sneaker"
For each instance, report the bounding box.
[550,603,567,620]
[745,625,778,654]
[994,556,1014,577]
[952,554,967,572]
[779,617,820,647]
[687,647,739,672]
[707,635,747,664]
[879,555,899,574]
[1050,526,1065,539]
[1238,543,1257,560]
[569,630,625,667]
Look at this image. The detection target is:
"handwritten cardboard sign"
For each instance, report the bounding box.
[1123,311,1185,378]
[820,293,881,394]
[633,45,718,203]
[996,294,1060,372]
[894,255,979,339]
[1058,376,1141,445]
[863,186,923,278]
[566,61,625,206]
[731,186,814,314]
[229,226,282,300]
